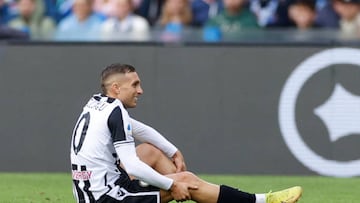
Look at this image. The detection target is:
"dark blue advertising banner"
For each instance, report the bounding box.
[0,44,359,177]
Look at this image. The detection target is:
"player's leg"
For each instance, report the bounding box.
[136,143,176,174]
[160,171,255,203]
[160,171,302,203]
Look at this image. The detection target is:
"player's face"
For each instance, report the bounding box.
[116,72,143,108]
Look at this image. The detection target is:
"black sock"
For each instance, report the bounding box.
[217,185,256,203]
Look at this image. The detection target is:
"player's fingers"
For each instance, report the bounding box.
[174,160,186,172]
[188,184,199,190]
[174,193,190,201]
[185,190,192,200]
[181,162,187,171]
[176,165,184,173]
[173,151,187,172]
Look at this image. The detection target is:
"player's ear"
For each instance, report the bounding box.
[113,82,121,94]
[108,82,119,95]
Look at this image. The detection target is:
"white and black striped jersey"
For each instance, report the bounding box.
[70,94,176,203]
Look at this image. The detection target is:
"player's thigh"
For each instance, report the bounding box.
[136,143,166,163]
[136,143,176,174]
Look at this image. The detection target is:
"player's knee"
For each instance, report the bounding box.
[178,171,200,183]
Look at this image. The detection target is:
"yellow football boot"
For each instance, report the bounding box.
[266,186,303,203]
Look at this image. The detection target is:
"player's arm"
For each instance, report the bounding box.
[109,107,197,201]
[116,142,174,188]
[130,118,177,157]
[115,142,198,201]
[131,118,187,172]
[108,107,174,189]
[116,142,196,201]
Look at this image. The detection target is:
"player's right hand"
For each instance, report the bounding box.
[169,181,198,201]
[172,150,187,173]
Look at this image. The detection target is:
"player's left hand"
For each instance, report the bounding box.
[169,180,197,201]
[172,150,187,173]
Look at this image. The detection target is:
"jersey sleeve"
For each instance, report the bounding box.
[131,118,178,158]
[107,106,128,143]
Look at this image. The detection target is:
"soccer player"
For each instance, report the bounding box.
[70,63,303,203]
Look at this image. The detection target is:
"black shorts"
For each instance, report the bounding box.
[97,179,161,203]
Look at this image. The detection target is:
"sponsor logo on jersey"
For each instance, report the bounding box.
[72,170,92,180]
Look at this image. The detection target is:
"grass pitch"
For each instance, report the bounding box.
[0,173,359,202]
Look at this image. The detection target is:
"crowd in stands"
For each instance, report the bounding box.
[0,0,359,41]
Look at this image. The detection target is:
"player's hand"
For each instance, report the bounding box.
[172,150,187,173]
[169,181,198,201]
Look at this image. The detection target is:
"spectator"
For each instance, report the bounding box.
[288,0,318,29]
[100,0,150,40]
[42,0,71,23]
[205,0,259,34]
[158,0,192,26]
[55,0,103,40]
[93,0,117,18]
[93,0,141,19]
[191,0,224,27]
[156,0,193,41]
[332,0,360,35]
[0,0,17,24]
[27,0,46,22]
[7,0,56,39]
[249,0,295,27]
[0,0,29,40]
[315,0,339,28]
[134,0,165,26]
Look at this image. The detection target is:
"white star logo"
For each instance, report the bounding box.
[314,84,360,142]
[279,48,360,177]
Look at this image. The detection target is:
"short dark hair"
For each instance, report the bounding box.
[100,63,136,94]
[294,0,316,10]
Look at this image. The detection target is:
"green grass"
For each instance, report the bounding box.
[0,173,359,202]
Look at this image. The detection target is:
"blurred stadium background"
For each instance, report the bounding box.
[1,0,360,200]
[0,39,359,177]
